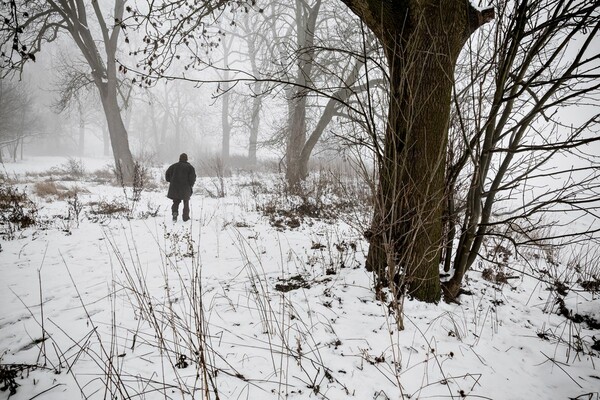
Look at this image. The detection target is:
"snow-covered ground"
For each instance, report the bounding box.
[1,157,598,400]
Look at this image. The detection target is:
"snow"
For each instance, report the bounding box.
[1,157,598,400]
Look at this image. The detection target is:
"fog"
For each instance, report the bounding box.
[1,2,600,399]
[0,2,359,170]
[1,1,599,266]
[0,33,263,165]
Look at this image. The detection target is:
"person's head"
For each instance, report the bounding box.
[179,153,188,162]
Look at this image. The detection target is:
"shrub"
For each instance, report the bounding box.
[0,185,37,238]
[50,158,86,180]
[255,169,372,229]
[89,166,115,184]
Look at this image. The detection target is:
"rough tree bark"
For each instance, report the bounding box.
[341,0,493,302]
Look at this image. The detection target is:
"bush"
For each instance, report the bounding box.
[51,158,86,180]
[89,166,115,184]
[0,185,37,238]
[255,169,372,229]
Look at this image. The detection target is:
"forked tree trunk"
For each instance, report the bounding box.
[295,96,342,181]
[342,0,493,302]
[296,59,364,184]
[68,0,135,181]
[285,0,321,190]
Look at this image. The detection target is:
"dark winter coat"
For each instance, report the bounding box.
[166,161,196,200]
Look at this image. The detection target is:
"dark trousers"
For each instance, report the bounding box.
[171,199,190,221]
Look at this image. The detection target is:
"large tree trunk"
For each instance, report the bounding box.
[343,0,493,302]
[98,85,135,182]
[286,95,308,188]
[67,0,135,181]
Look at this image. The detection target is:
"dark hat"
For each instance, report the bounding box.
[179,153,188,162]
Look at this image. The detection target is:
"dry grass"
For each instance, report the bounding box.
[253,168,372,230]
[87,200,129,216]
[89,167,115,184]
[34,181,90,201]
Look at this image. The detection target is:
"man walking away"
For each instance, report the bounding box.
[166,153,196,222]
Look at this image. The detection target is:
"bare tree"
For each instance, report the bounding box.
[224,9,277,166]
[219,34,235,170]
[283,0,322,188]
[0,80,39,162]
[1,0,136,180]
[340,0,494,302]
[52,53,101,156]
[249,0,376,188]
[130,89,169,160]
[441,0,600,300]
[238,11,266,165]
